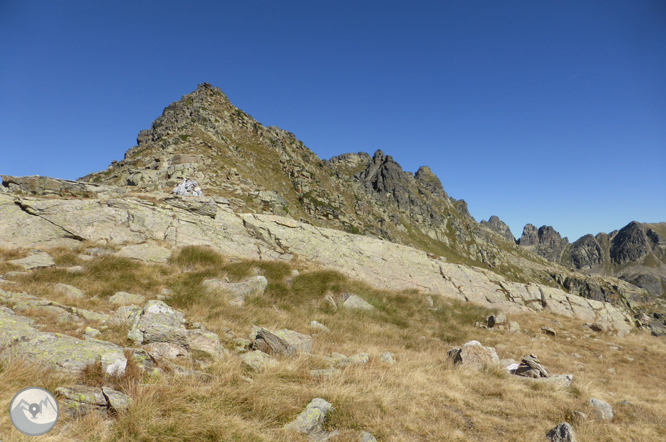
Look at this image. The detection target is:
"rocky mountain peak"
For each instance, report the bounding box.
[480,216,515,242]
[517,224,569,262]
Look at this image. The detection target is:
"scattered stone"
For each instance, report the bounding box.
[106,358,127,376]
[284,398,338,442]
[572,411,587,423]
[112,305,143,328]
[240,350,278,372]
[360,431,378,442]
[143,342,189,359]
[536,374,573,388]
[546,422,577,442]
[102,386,133,412]
[127,300,224,359]
[589,322,612,333]
[341,293,374,311]
[541,326,557,336]
[337,352,370,367]
[84,327,101,338]
[65,265,85,273]
[202,276,268,306]
[115,243,173,264]
[56,386,110,416]
[448,340,500,370]
[380,351,396,364]
[588,398,613,421]
[514,354,550,378]
[309,320,330,333]
[54,283,84,300]
[486,312,506,328]
[507,320,521,333]
[8,251,55,270]
[252,327,313,356]
[310,368,341,379]
[323,293,337,311]
[172,178,203,196]
[109,291,146,306]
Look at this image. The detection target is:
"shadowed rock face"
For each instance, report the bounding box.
[611,222,651,265]
[568,234,603,270]
[517,224,569,261]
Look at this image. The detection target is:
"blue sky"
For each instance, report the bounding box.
[1,1,665,242]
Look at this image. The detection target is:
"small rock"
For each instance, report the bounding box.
[109,292,146,306]
[360,431,378,442]
[84,327,101,338]
[202,276,268,306]
[54,283,84,299]
[323,293,337,311]
[546,422,577,442]
[541,326,557,336]
[102,386,133,412]
[310,368,341,379]
[513,354,549,378]
[115,243,173,264]
[285,398,337,441]
[337,352,369,367]
[572,411,587,423]
[380,351,396,364]
[65,266,85,273]
[252,327,313,355]
[588,398,613,421]
[106,358,127,376]
[240,350,278,372]
[309,320,330,333]
[8,251,55,270]
[486,311,507,328]
[341,293,374,311]
[448,340,500,370]
[144,342,189,359]
[507,320,521,333]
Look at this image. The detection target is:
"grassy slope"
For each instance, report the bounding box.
[1,246,665,441]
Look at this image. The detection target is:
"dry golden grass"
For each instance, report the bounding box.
[1,245,666,441]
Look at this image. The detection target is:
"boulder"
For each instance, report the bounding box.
[252,327,313,356]
[143,342,189,359]
[8,251,55,270]
[341,293,374,311]
[380,351,396,364]
[284,398,338,442]
[546,422,577,442]
[54,283,84,300]
[109,292,146,306]
[115,244,172,264]
[486,311,507,328]
[240,350,278,372]
[513,355,550,378]
[309,320,330,333]
[171,178,203,196]
[448,341,500,370]
[541,326,557,336]
[201,276,268,306]
[127,300,224,359]
[588,398,613,421]
[56,385,132,417]
[360,431,378,442]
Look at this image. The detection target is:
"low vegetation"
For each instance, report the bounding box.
[1,245,666,441]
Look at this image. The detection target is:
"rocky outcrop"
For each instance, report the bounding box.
[518,224,569,262]
[448,340,500,370]
[568,234,604,270]
[480,216,515,242]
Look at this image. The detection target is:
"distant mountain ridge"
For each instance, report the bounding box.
[71,82,662,304]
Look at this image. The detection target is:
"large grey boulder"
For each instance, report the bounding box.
[202,276,268,306]
[448,341,499,370]
[284,398,338,442]
[252,327,313,355]
[588,398,613,421]
[8,250,55,270]
[546,423,577,442]
[128,300,224,359]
